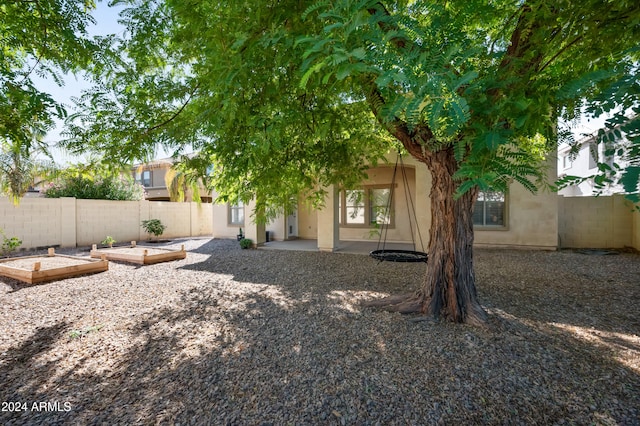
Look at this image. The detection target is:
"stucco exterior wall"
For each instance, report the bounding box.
[211,193,240,239]
[297,202,317,239]
[474,187,558,249]
[474,160,558,250]
[339,165,419,244]
[267,216,286,241]
[296,155,559,250]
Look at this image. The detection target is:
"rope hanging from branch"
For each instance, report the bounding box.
[369,152,428,263]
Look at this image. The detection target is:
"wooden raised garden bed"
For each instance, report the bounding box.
[90,242,187,265]
[0,248,109,284]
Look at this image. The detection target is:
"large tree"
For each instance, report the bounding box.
[0,0,101,200]
[65,0,640,324]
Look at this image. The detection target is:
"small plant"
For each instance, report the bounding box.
[101,236,116,247]
[69,325,103,340]
[239,238,253,249]
[0,228,22,255]
[141,219,167,240]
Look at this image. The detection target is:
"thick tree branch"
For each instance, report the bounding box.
[537,35,583,73]
[141,83,199,137]
[497,3,544,78]
[359,74,428,161]
[366,3,407,49]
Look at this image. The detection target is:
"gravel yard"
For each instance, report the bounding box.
[1,238,639,425]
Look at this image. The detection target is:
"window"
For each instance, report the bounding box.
[339,185,393,227]
[473,191,506,227]
[229,201,244,225]
[369,187,392,225]
[562,154,572,170]
[135,170,152,187]
[344,189,365,225]
[588,143,598,169]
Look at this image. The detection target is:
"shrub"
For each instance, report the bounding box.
[141,219,166,239]
[42,175,145,201]
[101,236,116,247]
[0,228,21,255]
[239,238,253,249]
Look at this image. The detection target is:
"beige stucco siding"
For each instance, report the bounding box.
[297,202,317,239]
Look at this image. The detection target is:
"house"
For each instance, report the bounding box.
[212,153,559,251]
[558,118,634,197]
[557,135,627,197]
[132,158,213,203]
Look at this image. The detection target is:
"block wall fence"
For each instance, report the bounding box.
[0,197,213,250]
[558,195,640,250]
[0,195,638,251]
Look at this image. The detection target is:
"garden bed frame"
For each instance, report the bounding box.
[0,248,109,284]
[90,241,187,265]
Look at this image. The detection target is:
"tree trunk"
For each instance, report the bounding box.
[366,148,487,325]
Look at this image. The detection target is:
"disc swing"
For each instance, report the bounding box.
[369,153,428,263]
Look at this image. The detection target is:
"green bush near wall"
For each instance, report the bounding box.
[42,175,145,201]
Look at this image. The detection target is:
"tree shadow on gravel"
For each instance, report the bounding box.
[183,240,640,333]
[474,249,640,335]
[0,321,71,423]
[1,239,638,424]
[182,240,640,364]
[1,280,638,425]
[179,238,424,297]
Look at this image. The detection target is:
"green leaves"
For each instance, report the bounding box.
[48,0,640,218]
[0,0,101,201]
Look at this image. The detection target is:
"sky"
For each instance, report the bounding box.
[33,1,126,164]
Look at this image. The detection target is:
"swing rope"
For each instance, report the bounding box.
[370,152,428,263]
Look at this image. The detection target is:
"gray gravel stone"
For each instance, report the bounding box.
[0,238,639,425]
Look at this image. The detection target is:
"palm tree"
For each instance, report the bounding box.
[164,154,213,203]
[0,127,57,204]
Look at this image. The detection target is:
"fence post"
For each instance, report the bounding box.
[139,199,150,241]
[60,197,77,248]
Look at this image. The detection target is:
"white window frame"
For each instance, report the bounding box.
[228,201,245,226]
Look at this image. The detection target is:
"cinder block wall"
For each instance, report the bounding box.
[76,199,142,246]
[191,203,214,237]
[558,195,634,249]
[147,202,192,239]
[0,197,213,250]
[0,198,64,249]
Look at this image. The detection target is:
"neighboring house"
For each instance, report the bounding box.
[132,158,213,203]
[558,123,630,197]
[212,153,559,251]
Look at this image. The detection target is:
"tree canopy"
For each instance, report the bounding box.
[64,0,639,211]
[0,0,100,200]
[60,0,640,323]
